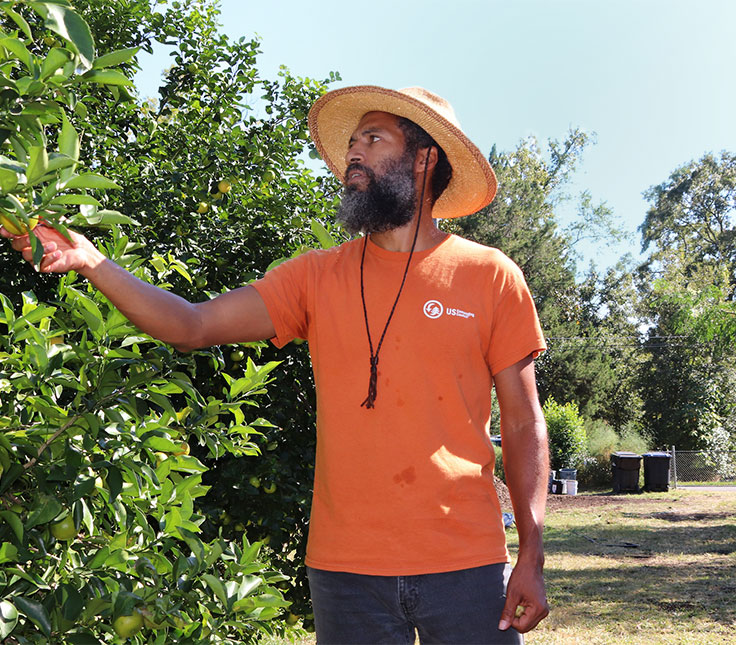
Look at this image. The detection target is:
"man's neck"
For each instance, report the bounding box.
[368,202,448,252]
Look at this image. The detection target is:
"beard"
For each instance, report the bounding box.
[336,154,417,235]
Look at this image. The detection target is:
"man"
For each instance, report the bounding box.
[3,86,549,644]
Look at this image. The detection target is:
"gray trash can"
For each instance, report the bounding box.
[643,452,671,492]
[611,451,642,493]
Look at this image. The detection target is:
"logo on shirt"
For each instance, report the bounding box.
[423,300,443,319]
[423,299,476,320]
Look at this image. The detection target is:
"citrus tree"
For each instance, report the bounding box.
[0,1,320,641]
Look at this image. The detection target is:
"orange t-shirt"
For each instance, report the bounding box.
[252,234,546,575]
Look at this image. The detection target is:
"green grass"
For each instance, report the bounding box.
[519,489,736,644]
[264,489,736,644]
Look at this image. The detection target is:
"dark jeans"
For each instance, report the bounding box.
[307,563,523,644]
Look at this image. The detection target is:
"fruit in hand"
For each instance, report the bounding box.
[113,611,143,638]
[50,516,77,541]
[0,213,38,235]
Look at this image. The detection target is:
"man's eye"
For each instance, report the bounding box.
[370,135,381,143]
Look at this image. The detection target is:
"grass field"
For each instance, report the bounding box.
[523,488,736,644]
[267,488,736,644]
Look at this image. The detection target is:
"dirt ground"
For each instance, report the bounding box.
[493,476,666,512]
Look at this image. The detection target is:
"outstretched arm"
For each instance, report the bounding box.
[1,224,275,352]
[494,354,549,633]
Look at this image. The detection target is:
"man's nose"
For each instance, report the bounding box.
[346,143,364,165]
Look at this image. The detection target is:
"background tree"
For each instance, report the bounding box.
[637,152,736,450]
[454,132,642,429]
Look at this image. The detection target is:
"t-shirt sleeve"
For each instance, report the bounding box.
[487,258,547,376]
[251,252,314,348]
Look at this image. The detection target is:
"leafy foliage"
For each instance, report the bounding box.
[543,398,587,471]
[0,0,341,640]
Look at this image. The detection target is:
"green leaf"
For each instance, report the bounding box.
[4,8,32,40]
[0,167,19,192]
[0,542,18,563]
[13,596,51,637]
[25,498,63,529]
[40,46,72,79]
[26,146,49,185]
[64,173,121,190]
[83,209,137,227]
[58,111,79,162]
[0,37,33,72]
[310,219,335,248]
[93,46,139,69]
[31,3,95,71]
[202,573,230,608]
[0,600,18,640]
[80,69,133,87]
[0,510,24,542]
[51,194,100,206]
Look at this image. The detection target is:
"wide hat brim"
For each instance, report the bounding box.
[308,85,497,219]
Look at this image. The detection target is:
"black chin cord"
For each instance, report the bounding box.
[359,150,431,409]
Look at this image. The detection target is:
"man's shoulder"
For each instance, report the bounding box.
[443,234,519,271]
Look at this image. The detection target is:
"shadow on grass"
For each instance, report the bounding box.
[542,514,736,628]
[544,515,736,558]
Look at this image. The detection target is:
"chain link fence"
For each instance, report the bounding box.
[671,448,736,487]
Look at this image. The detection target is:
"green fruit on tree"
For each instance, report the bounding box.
[155,452,168,466]
[197,201,209,214]
[50,516,77,541]
[0,213,38,235]
[263,482,277,494]
[195,276,207,288]
[285,613,300,626]
[113,611,143,638]
[262,170,276,184]
[248,476,261,488]
[217,180,232,194]
[230,350,244,362]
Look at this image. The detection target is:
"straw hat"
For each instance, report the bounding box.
[308,85,497,219]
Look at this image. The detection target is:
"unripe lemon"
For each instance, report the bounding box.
[248,476,261,488]
[113,611,143,638]
[262,170,276,184]
[263,482,277,494]
[217,180,232,194]
[0,213,38,235]
[196,202,209,214]
[230,349,244,362]
[50,516,77,541]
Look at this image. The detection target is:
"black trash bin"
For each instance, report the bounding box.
[611,451,642,493]
[643,452,671,492]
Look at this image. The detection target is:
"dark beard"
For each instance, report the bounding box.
[336,155,417,235]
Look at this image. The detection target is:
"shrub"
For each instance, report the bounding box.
[543,398,587,471]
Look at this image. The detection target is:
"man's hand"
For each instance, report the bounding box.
[498,558,549,633]
[1,223,103,274]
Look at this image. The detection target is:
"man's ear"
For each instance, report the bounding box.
[414,146,438,175]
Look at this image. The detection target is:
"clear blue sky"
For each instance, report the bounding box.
[136,0,736,273]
